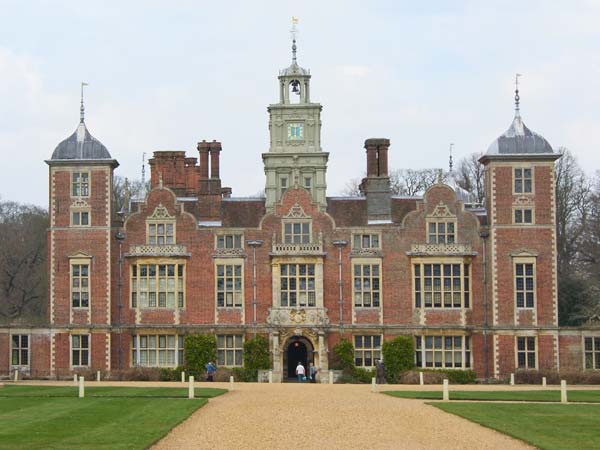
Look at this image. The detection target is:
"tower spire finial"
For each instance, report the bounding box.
[449,143,454,173]
[80,82,89,123]
[514,73,521,117]
[291,17,299,64]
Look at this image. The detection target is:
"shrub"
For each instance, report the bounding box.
[513,369,600,385]
[243,335,271,371]
[184,334,217,379]
[382,336,414,383]
[331,338,354,371]
[399,369,476,384]
[352,367,376,383]
[232,367,259,382]
[159,366,183,381]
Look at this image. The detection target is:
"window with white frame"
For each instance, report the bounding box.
[584,337,600,370]
[71,335,89,367]
[72,172,89,197]
[72,210,90,226]
[131,263,185,308]
[514,168,533,193]
[427,221,456,244]
[280,264,316,307]
[217,335,243,367]
[352,233,380,250]
[71,263,89,308]
[517,336,536,369]
[132,335,184,367]
[413,262,470,308]
[515,261,535,308]
[216,263,243,307]
[415,336,471,369]
[280,176,288,196]
[216,234,242,249]
[354,335,381,368]
[353,263,381,307]
[303,176,312,192]
[514,208,533,224]
[11,335,29,366]
[283,222,310,244]
[148,223,174,245]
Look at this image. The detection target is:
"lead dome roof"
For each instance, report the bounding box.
[50,121,112,160]
[486,114,554,156]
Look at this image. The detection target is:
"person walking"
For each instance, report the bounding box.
[308,362,317,383]
[295,361,306,382]
[206,361,216,382]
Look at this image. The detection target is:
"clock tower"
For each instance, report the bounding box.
[263,24,328,212]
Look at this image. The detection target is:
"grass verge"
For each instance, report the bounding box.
[382,389,600,402]
[431,402,600,450]
[0,385,227,398]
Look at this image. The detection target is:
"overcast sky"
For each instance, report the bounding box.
[1,0,599,207]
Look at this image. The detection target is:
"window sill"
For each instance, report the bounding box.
[418,306,471,310]
[217,306,243,310]
[354,306,381,309]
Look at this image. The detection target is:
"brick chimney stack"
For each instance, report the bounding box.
[360,138,392,223]
[209,140,222,179]
[197,140,210,179]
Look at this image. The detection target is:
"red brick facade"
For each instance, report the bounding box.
[1,84,599,382]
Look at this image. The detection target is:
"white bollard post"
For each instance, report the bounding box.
[14,370,18,382]
[96,371,101,382]
[442,379,449,401]
[229,375,234,391]
[542,377,547,387]
[268,370,273,384]
[73,374,78,386]
[371,377,377,393]
[181,371,185,384]
[419,371,424,386]
[510,373,515,386]
[188,376,194,399]
[561,380,568,404]
[79,376,85,398]
[329,370,334,385]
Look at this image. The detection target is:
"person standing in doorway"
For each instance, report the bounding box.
[309,362,317,383]
[296,361,305,382]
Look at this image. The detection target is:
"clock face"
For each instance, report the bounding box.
[287,123,304,140]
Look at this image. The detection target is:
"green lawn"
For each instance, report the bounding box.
[382,389,600,402]
[0,385,226,450]
[0,385,227,398]
[431,402,600,450]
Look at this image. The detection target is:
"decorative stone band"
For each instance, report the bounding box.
[271,242,324,255]
[125,244,191,257]
[407,243,478,257]
[213,248,246,257]
[350,248,383,258]
[266,307,330,326]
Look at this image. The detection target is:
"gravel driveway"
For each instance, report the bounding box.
[152,382,535,450]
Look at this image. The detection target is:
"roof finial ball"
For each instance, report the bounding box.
[514,73,521,117]
[291,16,299,64]
[80,82,89,123]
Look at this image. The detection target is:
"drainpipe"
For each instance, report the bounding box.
[480,229,490,383]
[246,240,263,336]
[332,240,348,334]
[115,231,126,371]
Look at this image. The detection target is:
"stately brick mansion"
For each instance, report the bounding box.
[2,42,600,382]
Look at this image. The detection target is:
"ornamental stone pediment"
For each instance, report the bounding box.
[284,203,311,219]
[266,307,329,327]
[428,202,455,218]
[148,203,174,220]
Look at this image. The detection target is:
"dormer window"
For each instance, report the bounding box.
[148,223,174,245]
[146,204,176,246]
[284,222,310,244]
[72,172,89,197]
[428,221,456,244]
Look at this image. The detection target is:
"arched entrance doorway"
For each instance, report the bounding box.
[283,336,314,380]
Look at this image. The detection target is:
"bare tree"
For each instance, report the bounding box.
[0,200,48,322]
[554,148,591,275]
[341,178,363,197]
[113,176,151,214]
[390,168,443,196]
[454,152,485,204]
